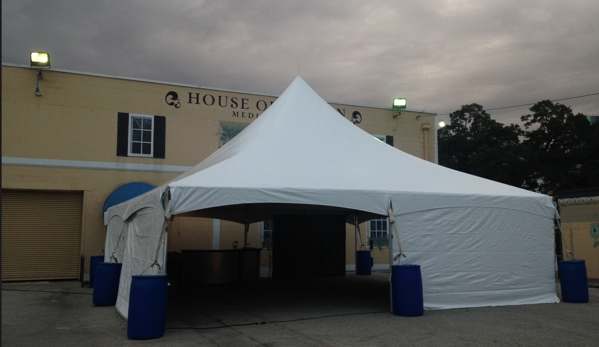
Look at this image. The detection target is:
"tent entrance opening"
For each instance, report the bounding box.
[272,215,345,278]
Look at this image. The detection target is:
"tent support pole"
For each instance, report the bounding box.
[244,222,249,248]
[162,218,171,275]
[389,225,393,313]
[388,202,394,313]
[354,216,358,271]
[243,208,249,248]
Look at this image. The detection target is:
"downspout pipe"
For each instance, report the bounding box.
[421,123,431,161]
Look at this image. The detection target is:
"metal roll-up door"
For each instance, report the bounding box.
[2,190,83,281]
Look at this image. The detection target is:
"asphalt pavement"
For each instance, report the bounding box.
[3,272,599,346]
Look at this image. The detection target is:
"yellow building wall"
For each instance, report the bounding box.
[167,217,215,251]
[560,203,599,279]
[2,64,435,276]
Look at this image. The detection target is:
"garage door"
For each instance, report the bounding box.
[2,190,83,281]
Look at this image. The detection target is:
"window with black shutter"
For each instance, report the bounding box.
[117,113,165,158]
[385,135,394,146]
[372,134,394,147]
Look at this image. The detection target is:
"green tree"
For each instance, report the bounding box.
[438,104,526,187]
[520,100,596,193]
[580,120,599,187]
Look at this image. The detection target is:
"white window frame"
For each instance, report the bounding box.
[128,114,154,157]
[368,218,389,248]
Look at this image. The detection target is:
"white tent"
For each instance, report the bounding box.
[104,76,559,318]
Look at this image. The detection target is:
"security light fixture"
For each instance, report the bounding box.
[392,98,407,110]
[30,52,50,96]
[438,121,446,128]
[30,52,51,69]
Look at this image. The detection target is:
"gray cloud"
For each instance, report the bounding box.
[3,0,598,125]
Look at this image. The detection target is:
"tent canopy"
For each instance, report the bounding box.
[106,76,554,224]
[104,76,558,317]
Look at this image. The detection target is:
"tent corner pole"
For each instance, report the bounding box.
[389,227,393,313]
[354,215,358,272]
[244,221,249,248]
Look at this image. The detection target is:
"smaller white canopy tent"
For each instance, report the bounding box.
[105,76,559,318]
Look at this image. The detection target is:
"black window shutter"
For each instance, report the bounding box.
[385,135,394,146]
[116,113,129,157]
[153,116,166,159]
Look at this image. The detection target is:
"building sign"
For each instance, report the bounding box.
[164,90,274,119]
[164,90,362,124]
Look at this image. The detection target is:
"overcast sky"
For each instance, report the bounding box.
[3,0,598,125]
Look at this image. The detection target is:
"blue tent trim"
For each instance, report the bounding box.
[103,182,156,213]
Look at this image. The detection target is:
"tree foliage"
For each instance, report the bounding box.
[438,104,526,187]
[438,101,598,193]
[520,100,597,193]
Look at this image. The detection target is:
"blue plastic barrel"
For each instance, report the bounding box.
[392,264,423,316]
[92,262,122,306]
[89,255,104,288]
[558,260,589,303]
[356,250,372,275]
[127,275,168,340]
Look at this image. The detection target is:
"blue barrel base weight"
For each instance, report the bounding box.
[93,262,122,306]
[356,250,372,276]
[392,264,423,317]
[558,260,589,303]
[89,255,104,288]
[128,275,168,340]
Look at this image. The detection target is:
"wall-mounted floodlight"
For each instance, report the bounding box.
[30,52,50,96]
[30,52,51,69]
[438,121,446,128]
[392,98,407,110]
